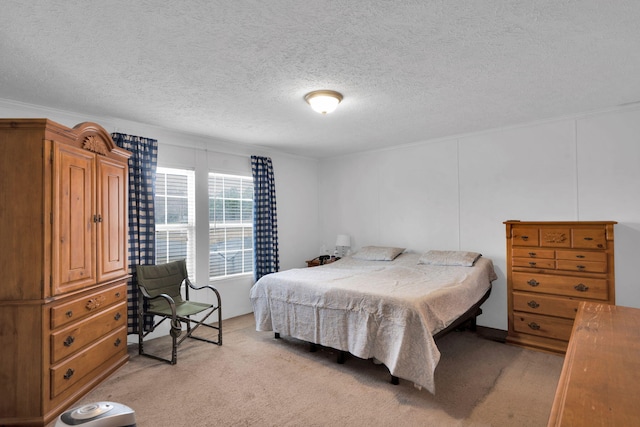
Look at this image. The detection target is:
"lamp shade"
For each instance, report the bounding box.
[305,90,343,114]
[335,234,351,247]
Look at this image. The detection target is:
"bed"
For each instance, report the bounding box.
[250,247,498,393]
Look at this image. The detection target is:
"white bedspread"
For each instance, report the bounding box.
[250,252,497,393]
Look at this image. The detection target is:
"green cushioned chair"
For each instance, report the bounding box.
[137,259,222,364]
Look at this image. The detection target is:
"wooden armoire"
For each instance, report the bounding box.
[0,119,131,426]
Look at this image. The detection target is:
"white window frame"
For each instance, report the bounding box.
[208,172,254,281]
[155,167,196,278]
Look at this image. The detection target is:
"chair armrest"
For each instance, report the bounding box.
[138,287,178,317]
[185,278,219,293]
[185,278,222,304]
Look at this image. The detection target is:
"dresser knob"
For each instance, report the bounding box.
[527,300,540,309]
[528,322,541,330]
[574,283,589,292]
[583,237,593,241]
[114,338,122,347]
[63,335,75,347]
[521,235,529,241]
[114,312,122,321]
[528,262,537,267]
[63,368,75,380]
[576,265,586,270]
[576,255,585,259]
[528,252,537,257]
[65,310,73,318]
[527,279,540,287]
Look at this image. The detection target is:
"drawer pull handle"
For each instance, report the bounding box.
[116,292,121,298]
[576,265,586,270]
[576,255,585,259]
[65,310,73,318]
[528,252,537,257]
[114,312,122,321]
[574,283,589,292]
[63,336,75,347]
[584,237,593,241]
[63,368,74,380]
[528,322,541,330]
[521,235,529,241]
[527,279,540,287]
[528,262,537,267]
[527,300,540,309]
[114,338,122,347]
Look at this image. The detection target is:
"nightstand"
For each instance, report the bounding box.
[306,256,340,267]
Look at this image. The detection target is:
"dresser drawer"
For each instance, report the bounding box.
[51,282,126,329]
[555,250,606,262]
[50,327,126,398]
[572,228,606,249]
[512,248,555,259]
[513,292,581,319]
[512,272,609,300]
[512,312,574,341]
[511,226,539,246]
[51,301,126,364]
[513,257,555,269]
[556,259,607,273]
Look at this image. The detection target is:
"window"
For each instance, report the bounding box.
[209,173,253,279]
[155,167,195,276]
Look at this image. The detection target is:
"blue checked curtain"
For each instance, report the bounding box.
[251,156,279,281]
[112,132,158,334]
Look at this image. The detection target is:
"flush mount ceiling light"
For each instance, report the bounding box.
[304,90,343,114]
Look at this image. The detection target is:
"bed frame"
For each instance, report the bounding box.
[274,285,492,386]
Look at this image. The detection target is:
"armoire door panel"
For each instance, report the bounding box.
[53,143,96,295]
[97,157,128,282]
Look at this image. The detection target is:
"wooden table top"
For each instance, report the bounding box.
[548,302,640,426]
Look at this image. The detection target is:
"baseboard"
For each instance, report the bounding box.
[476,325,508,343]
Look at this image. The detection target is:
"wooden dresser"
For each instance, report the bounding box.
[504,220,616,354]
[0,119,131,426]
[548,302,640,426]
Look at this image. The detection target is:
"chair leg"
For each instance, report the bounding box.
[171,333,178,365]
[139,302,222,365]
[179,306,222,346]
[217,304,223,345]
[138,298,144,356]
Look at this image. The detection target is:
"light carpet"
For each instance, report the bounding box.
[59,314,564,426]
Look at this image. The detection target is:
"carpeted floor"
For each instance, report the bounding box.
[59,314,564,426]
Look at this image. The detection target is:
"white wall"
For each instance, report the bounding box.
[4,98,640,332]
[0,99,320,339]
[319,106,640,330]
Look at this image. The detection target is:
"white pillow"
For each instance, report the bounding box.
[352,246,405,261]
[418,250,482,267]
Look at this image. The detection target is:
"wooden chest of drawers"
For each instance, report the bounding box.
[504,221,616,353]
[48,282,128,401]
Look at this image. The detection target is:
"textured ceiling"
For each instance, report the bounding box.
[1,1,640,158]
